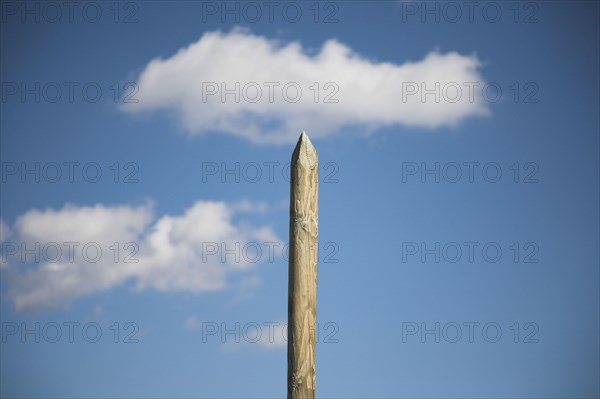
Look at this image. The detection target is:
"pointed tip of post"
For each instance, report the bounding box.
[292,131,318,169]
[299,130,311,145]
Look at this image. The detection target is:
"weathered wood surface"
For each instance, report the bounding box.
[288,131,319,399]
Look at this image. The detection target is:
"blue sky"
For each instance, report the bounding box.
[1,1,598,397]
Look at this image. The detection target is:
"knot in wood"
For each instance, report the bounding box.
[294,217,308,232]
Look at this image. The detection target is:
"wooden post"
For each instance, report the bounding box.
[288,131,319,399]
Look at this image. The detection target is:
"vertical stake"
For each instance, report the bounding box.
[288,131,319,399]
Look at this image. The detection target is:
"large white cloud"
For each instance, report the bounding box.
[122,29,489,144]
[1,200,280,312]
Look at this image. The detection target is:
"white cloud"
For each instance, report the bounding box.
[16,203,153,245]
[2,200,280,312]
[123,28,489,145]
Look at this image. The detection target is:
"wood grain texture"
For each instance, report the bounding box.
[288,131,319,399]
